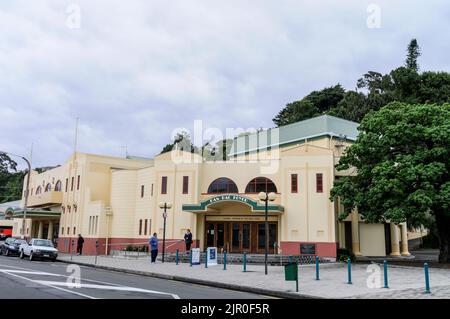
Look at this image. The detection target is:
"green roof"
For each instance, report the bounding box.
[229,115,359,156]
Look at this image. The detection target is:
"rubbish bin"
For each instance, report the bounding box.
[284,262,298,281]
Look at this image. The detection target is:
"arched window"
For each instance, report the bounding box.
[207,178,238,194]
[35,186,42,195]
[55,180,62,192]
[45,183,52,192]
[245,177,277,193]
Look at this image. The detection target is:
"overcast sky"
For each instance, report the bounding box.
[1,0,449,169]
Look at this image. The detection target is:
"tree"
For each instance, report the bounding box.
[273,84,345,126]
[405,38,421,71]
[0,153,24,202]
[330,102,450,263]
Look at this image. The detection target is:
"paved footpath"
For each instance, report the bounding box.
[58,254,450,299]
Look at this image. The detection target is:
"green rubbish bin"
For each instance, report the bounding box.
[284,262,299,292]
[285,262,298,281]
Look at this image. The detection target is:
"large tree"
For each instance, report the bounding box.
[0,153,24,202]
[405,38,421,71]
[331,102,450,262]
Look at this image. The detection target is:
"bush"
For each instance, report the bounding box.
[337,248,356,262]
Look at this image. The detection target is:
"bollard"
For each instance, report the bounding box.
[190,250,193,267]
[315,256,320,280]
[223,251,227,270]
[176,249,179,265]
[347,257,352,284]
[95,241,99,265]
[243,252,247,272]
[205,250,208,268]
[424,263,430,294]
[383,260,389,288]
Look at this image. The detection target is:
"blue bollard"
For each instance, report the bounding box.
[315,256,320,280]
[243,252,247,272]
[223,251,227,270]
[424,263,430,293]
[383,260,389,288]
[190,250,193,267]
[347,257,352,284]
[176,249,179,265]
[205,250,208,268]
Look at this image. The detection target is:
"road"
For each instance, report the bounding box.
[0,255,273,299]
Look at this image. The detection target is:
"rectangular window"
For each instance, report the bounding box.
[65,178,68,192]
[73,227,76,235]
[316,173,323,193]
[77,175,80,190]
[144,219,148,235]
[141,185,145,198]
[182,176,189,194]
[151,184,154,196]
[139,219,143,235]
[61,227,64,235]
[291,174,298,193]
[161,176,167,194]
[71,177,74,191]
[67,227,70,235]
[95,216,98,234]
[148,219,152,235]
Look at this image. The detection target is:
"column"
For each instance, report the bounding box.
[38,221,44,239]
[401,222,410,256]
[351,209,361,256]
[390,223,401,256]
[47,221,54,240]
[338,222,346,249]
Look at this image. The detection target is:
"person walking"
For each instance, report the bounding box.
[149,233,158,263]
[184,229,193,252]
[77,234,84,255]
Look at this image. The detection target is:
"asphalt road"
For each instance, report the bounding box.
[0,255,273,299]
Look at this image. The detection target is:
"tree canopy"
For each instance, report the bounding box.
[0,153,24,202]
[330,102,450,262]
[273,39,450,125]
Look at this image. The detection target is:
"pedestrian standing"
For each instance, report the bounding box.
[149,233,158,263]
[184,229,193,252]
[77,234,84,255]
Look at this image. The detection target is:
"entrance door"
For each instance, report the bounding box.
[205,222,226,251]
[230,223,251,253]
[257,223,277,254]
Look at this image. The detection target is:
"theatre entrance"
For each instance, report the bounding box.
[205,221,277,254]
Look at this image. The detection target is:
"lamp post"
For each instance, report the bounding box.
[258,191,276,275]
[158,202,172,263]
[0,151,31,240]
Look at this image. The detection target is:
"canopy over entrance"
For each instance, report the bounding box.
[182,194,284,213]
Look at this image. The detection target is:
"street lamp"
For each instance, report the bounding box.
[158,202,172,263]
[258,191,276,275]
[0,151,31,240]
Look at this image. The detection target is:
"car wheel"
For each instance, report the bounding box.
[0,248,3,255]
[19,250,24,259]
[29,252,34,261]
[4,249,9,257]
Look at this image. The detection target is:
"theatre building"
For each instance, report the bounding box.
[9,115,411,258]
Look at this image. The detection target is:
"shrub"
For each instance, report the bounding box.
[337,248,356,262]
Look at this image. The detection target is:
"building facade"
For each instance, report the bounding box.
[9,115,411,258]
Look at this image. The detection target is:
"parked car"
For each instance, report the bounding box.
[19,238,58,261]
[0,238,27,256]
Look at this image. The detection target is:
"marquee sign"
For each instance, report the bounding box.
[182,194,284,213]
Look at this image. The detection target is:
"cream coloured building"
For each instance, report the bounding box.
[7,115,411,257]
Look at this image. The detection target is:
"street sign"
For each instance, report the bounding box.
[191,248,200,265]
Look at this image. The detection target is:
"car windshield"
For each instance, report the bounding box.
[14,239,27,245]
[34,240,54,247]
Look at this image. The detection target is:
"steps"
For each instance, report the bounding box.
[159,252,332,265]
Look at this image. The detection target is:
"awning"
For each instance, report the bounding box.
[183,194,284,213]
[1,207,61,219]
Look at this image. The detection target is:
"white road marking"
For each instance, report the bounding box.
[35,281,180,299]
[0,263,180,299]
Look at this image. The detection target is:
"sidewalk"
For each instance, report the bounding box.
[58,254,450,299]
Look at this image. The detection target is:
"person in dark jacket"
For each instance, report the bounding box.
[149,233,158,263]
[77,234,84,255]
[184,229,193,252]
